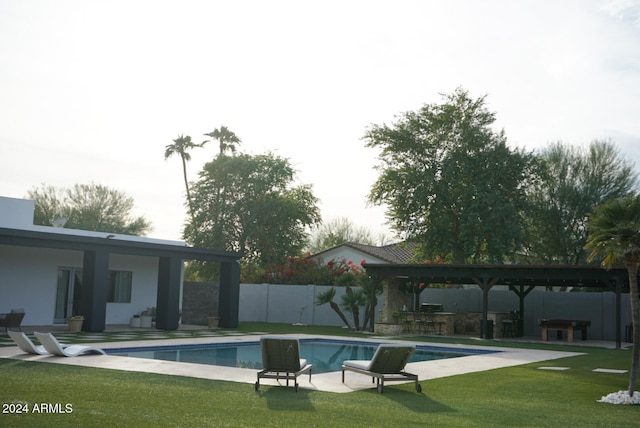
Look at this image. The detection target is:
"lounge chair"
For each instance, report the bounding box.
[34,332,106,357]
[255,335,312,392]
[8,331,51,355]
[342,343,422,393]
[0,309,25,333]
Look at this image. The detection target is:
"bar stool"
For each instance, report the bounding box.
[502,311,518,338]
[400,312,413,333]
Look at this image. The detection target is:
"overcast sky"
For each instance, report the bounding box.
[1,0,639,242]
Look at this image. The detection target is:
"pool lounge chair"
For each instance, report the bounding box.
[0,309,25,333]
[8,331,51,355]
[255,335,312,392]
[342,343,422,393]
[34,332,106,357]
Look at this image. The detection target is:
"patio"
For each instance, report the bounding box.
[0,325,599,393]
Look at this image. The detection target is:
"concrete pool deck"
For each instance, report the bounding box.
[0,333,585,393]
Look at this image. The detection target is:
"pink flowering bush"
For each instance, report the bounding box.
[241,256,367,285]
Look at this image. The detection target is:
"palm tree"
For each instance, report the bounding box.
[164,135,201,217]
[341,287,367,331]
[203,126,241,156]
[315,287,352,330]
[585,194,640,396]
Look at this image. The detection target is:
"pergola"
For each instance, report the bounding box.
[1,227,242,332]
[363,263,631,348]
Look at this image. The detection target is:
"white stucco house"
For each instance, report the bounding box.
[0,196,241,331]
[309,241,417,266]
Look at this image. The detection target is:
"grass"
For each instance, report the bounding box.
[1,323,638,427]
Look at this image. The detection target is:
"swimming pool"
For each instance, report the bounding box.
[107,338,498,374]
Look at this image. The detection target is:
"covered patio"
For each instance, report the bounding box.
[0,227,242,332]
[363,263,631,349]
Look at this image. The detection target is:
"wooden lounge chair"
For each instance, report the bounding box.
[342,343,422,393]
[34,332,106,357]
[255,335,312,392]
[8,331,50,355]
[0,309,25,333]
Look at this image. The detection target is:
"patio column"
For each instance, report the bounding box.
[156,256,182,330]
[80,249,109,332]
[219,260,240,328]
[476,276,497,339]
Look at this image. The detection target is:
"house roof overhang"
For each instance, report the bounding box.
[0,227,242,263]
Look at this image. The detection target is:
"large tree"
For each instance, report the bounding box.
[164,134,202,217]
[365,88,536,263]
[28,183,151,235]
[524,140,637,264]
[185,153,320,268]
[585,195,640,397]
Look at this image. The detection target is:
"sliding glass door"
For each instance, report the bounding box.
[54,268,82,323]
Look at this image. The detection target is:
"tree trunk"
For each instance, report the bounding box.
[628,264,639,396]
[362,296,378,332]
[352,306,360,331]
[181,156,194,218]
[329,301,351,330]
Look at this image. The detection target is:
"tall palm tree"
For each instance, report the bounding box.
[203,126,241,156]
[585,194,640,396]
[164,135,201,217]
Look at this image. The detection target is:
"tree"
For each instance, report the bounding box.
[185,152,320,270]
[28,184,67,227]
[28,183,151,235]
[203,125,241,156]
[524,140,637,264]
[164,134,202,217]
[365,87,536,263]
[585,195,640,397]
[315,287,352,329]
[308,217,378,253]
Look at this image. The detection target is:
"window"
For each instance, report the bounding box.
[108,271,132,303]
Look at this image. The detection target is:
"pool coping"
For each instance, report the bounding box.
[0,334,584,393]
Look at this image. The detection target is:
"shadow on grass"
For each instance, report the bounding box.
[256,385,316,412]
[366,385,455,414]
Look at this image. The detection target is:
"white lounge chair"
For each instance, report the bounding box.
[8,331,51,355]
[255,335,312,392]
[342,343,422,393]
[34,332,106,357]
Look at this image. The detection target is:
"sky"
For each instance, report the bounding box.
[1,0,640,242]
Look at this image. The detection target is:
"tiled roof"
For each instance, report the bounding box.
[311,241,418,264]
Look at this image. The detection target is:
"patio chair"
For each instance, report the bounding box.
[33,332,106,357]
[7,331,51,355]
[255,335,312,392]
[0,309,25,333]
[342,343,422,393]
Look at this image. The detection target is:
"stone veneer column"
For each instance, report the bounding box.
[380,279,412,322]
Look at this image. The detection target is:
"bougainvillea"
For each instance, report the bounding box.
[240,256,367,285]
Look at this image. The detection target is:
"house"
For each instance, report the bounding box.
[0,196,241,332]
[309,241,417,266]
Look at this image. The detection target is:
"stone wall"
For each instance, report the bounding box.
[182,281,219,325]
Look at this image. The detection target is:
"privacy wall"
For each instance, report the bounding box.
[238,283,632,341]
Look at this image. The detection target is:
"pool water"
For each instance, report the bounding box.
[107,339,497,374]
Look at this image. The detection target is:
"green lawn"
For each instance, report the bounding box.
[1,323,637,427]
